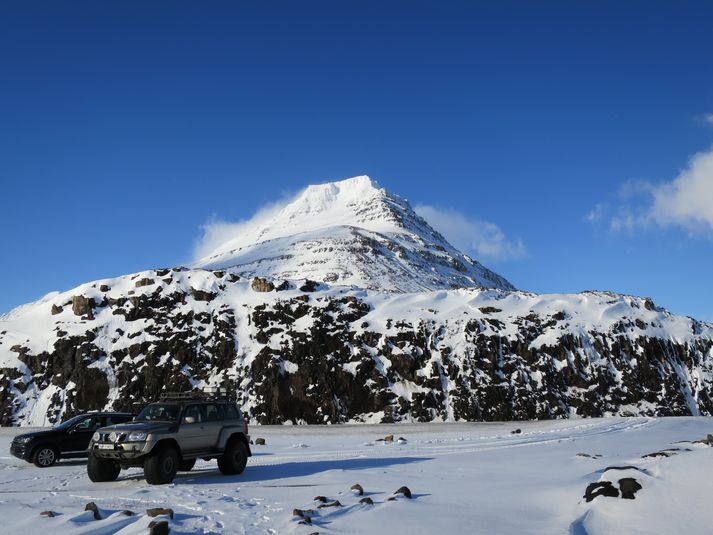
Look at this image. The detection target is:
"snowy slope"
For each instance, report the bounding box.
[1,267,711,426]
[2,418,713,534]
[193,176,515,292]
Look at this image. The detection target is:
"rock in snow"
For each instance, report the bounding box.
[0,176,712,425]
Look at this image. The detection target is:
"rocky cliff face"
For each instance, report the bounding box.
[2,268,712,425]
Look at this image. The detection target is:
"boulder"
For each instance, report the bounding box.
[275,281,290,291]
[394,486,412,499]
[84,501,101,520]
[299,279,319,292]
[51,304,63,315]
[619,478,642,499]
[135,278,154,288]
[148,520,170,535]
[255,437,266,445]
[359,497,374,505]
[251,277,275,292]
[313,496,328,503]
[584,481,619,502]
[72,295,95,318]
[318,500,342,508]
[99,284,110,292]
[40,511,55,517]
[384,434,394,442]
[350,483,364,495]
[146,507,174,519]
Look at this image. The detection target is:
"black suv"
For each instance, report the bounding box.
[88,390,251,484]
[11,412,134,467]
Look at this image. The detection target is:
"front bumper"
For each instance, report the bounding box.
[10,440,32,462]
[89,439,152,460]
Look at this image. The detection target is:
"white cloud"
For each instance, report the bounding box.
[588,146,713,236]
[698,113,713,126]
[650,148,713,231]
[192,190,303,261]
[414,204,527,261]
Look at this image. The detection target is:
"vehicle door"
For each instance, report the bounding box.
[176,405,206,453]
[200,404,223,450]
[65,415,101,452]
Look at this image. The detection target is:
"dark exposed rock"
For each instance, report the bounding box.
[148,520,170,535]
[618,478,642,499]
[135,278,155,288]
[84,501,101,520]
[147,507,174,519]
[394,486,412,498]
[191,288,216,302]
[350,483,364,495]
[255,437,266,445]
[51,304,63,315]
[300,279,319,292]
[318,500,342,508]
[642,449,679,458]
[275,281,290,291]
[72,295,95,319]
[251,277,275,292]
[584,481,619,502]
[511,428,522,434]
[359,497,374,505]
[99,284,110,292]
[313,496,328,503]
[40,511,55,517]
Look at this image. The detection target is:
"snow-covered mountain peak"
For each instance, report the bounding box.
[194,175,516,292]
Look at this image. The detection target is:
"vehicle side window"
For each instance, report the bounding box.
[73,416,98,431]
[183,405,202,424]
[219,404,239,420]
[205,404,219,422]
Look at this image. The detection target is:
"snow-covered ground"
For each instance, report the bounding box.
[2,418,713,534]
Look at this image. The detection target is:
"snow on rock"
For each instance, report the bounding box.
[193,176,515,292]
[0,266,712,425]
[1,176,712,425]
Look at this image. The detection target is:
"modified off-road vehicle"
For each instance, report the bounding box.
[87,390,251,484]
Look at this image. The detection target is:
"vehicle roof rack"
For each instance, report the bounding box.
[159,387,236,402]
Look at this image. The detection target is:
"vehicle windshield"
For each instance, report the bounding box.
[53,414,88,430]
[136,404,181,422]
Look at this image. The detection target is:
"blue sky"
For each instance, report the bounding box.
[1,1,712,320]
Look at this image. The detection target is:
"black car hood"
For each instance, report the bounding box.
[14,429,62,441]
[97,421,174,433]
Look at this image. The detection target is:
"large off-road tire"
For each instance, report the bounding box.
[33,445,59,468]
[179,458,196,471]
[144,445,179,485]
[217,438,248,475]
[87,452,121,482]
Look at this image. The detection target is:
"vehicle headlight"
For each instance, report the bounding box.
[16,436,33,443]
[92,432,100,442]
[108,432,118,442]
[127,432,147,442]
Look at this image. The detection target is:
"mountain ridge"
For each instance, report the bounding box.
[194,175,516,292]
